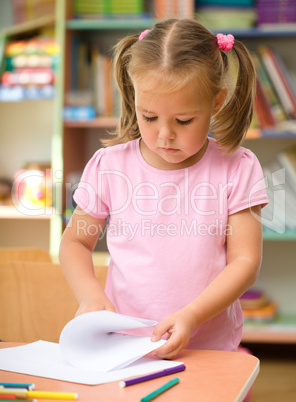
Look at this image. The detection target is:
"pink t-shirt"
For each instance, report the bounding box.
[73,137,268,351]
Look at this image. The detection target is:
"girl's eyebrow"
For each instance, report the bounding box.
[176,111,199,116]
[136,106,154,113]
[137,106,199,115]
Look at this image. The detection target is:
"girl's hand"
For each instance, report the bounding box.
[150,307,197,359]
[75,295,116,317]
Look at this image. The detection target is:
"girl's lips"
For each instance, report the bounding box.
[160,147,179,154]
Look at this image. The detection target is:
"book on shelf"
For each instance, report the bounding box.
[73,0,145,19]
[66,37,119,120]
[154,0,194,19]
[196,0,254,5]
[272,47,296,101]
[195,5,256,29]
[11,0,55,24]
[2,68,54,86]
[257,45,296,120]
[256,0,296,27]
[254,78,277,128]
[268,47,296,117]
[240,289,277,323]
[63,105,96,121]
[243,303,277,323]
[92,46,115,117]
[251,46,296,132]
[252,52,287,125]
[0,38,59,102]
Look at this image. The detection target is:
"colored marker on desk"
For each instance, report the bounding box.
[0,383,35,390]
[0,389,78,400]
[0,395,17,400]
[140,377,180,402]
[119,364,186,387]
[0,394,37,401]
[0,397,37,402]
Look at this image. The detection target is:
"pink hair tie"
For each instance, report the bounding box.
[139,29,151,41]
[216,33,234,52]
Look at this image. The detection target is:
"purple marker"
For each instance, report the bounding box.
[119,364,186,387]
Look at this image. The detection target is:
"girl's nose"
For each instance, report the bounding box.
[158,124,175,141]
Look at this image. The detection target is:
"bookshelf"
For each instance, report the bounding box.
[0,0,295,344]
[63,116,118,128]
[0,3,62,252]
[241,24,296,341]
[0,15,55,37]
[66,18,158,30]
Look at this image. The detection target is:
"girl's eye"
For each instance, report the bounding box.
[142,115,194,125]
[177,118,194,126]
[143,115,157,122]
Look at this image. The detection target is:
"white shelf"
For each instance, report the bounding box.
[242,315,296,344]
[0,206,55,219]
[0,15,55,37]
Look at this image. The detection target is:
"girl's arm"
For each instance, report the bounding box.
[152,205,263,358]
[59,206,115,316]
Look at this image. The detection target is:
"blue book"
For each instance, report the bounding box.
[196,0,254,6]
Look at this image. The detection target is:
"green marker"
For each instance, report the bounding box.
[140,377,180,402]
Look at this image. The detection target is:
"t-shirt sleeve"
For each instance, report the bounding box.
[228,149,269,215]
[73,148,110,219]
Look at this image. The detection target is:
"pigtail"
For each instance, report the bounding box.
[107,34,140,145]
[212,40,256,152]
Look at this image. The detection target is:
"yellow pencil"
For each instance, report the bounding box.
[0,389,78,399]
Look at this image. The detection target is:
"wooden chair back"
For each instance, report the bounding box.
[0,261,108,343]
[0,248,51,263]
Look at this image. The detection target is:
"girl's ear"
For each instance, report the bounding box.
[213,86,228,115]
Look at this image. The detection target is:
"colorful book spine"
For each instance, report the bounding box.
[2,68,54,86]
[0,38,59,101]
[267,48,296,118]
[252,52,287,125]
[73,0,144,17]
[196,0,254,5]
[11,0,55,23]
[256,0,296,25]
[240,289,277,323]
[154,0,193,19]
[272,48,296,100]
[63,105,96,121]
[258,46,296,119]
[67,38,119,119]
[254,78,276,128]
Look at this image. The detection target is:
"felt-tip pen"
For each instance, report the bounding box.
[0,389,78,400]
[119,364,186,387]
[0,383,35,390]
[141,377,180,402]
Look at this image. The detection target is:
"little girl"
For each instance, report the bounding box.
[60,19,268,359]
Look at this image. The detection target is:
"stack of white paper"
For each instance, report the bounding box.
[0,311,183,385]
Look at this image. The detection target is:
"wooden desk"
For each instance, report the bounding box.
[0,343,259,402]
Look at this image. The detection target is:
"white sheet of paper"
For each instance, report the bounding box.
[59,311,167,371]
[0,311,184,385]
[0,341,183,385]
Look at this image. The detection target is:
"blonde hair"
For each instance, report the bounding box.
[110,18,256,152]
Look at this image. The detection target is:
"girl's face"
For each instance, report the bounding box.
[134,79,227,170]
